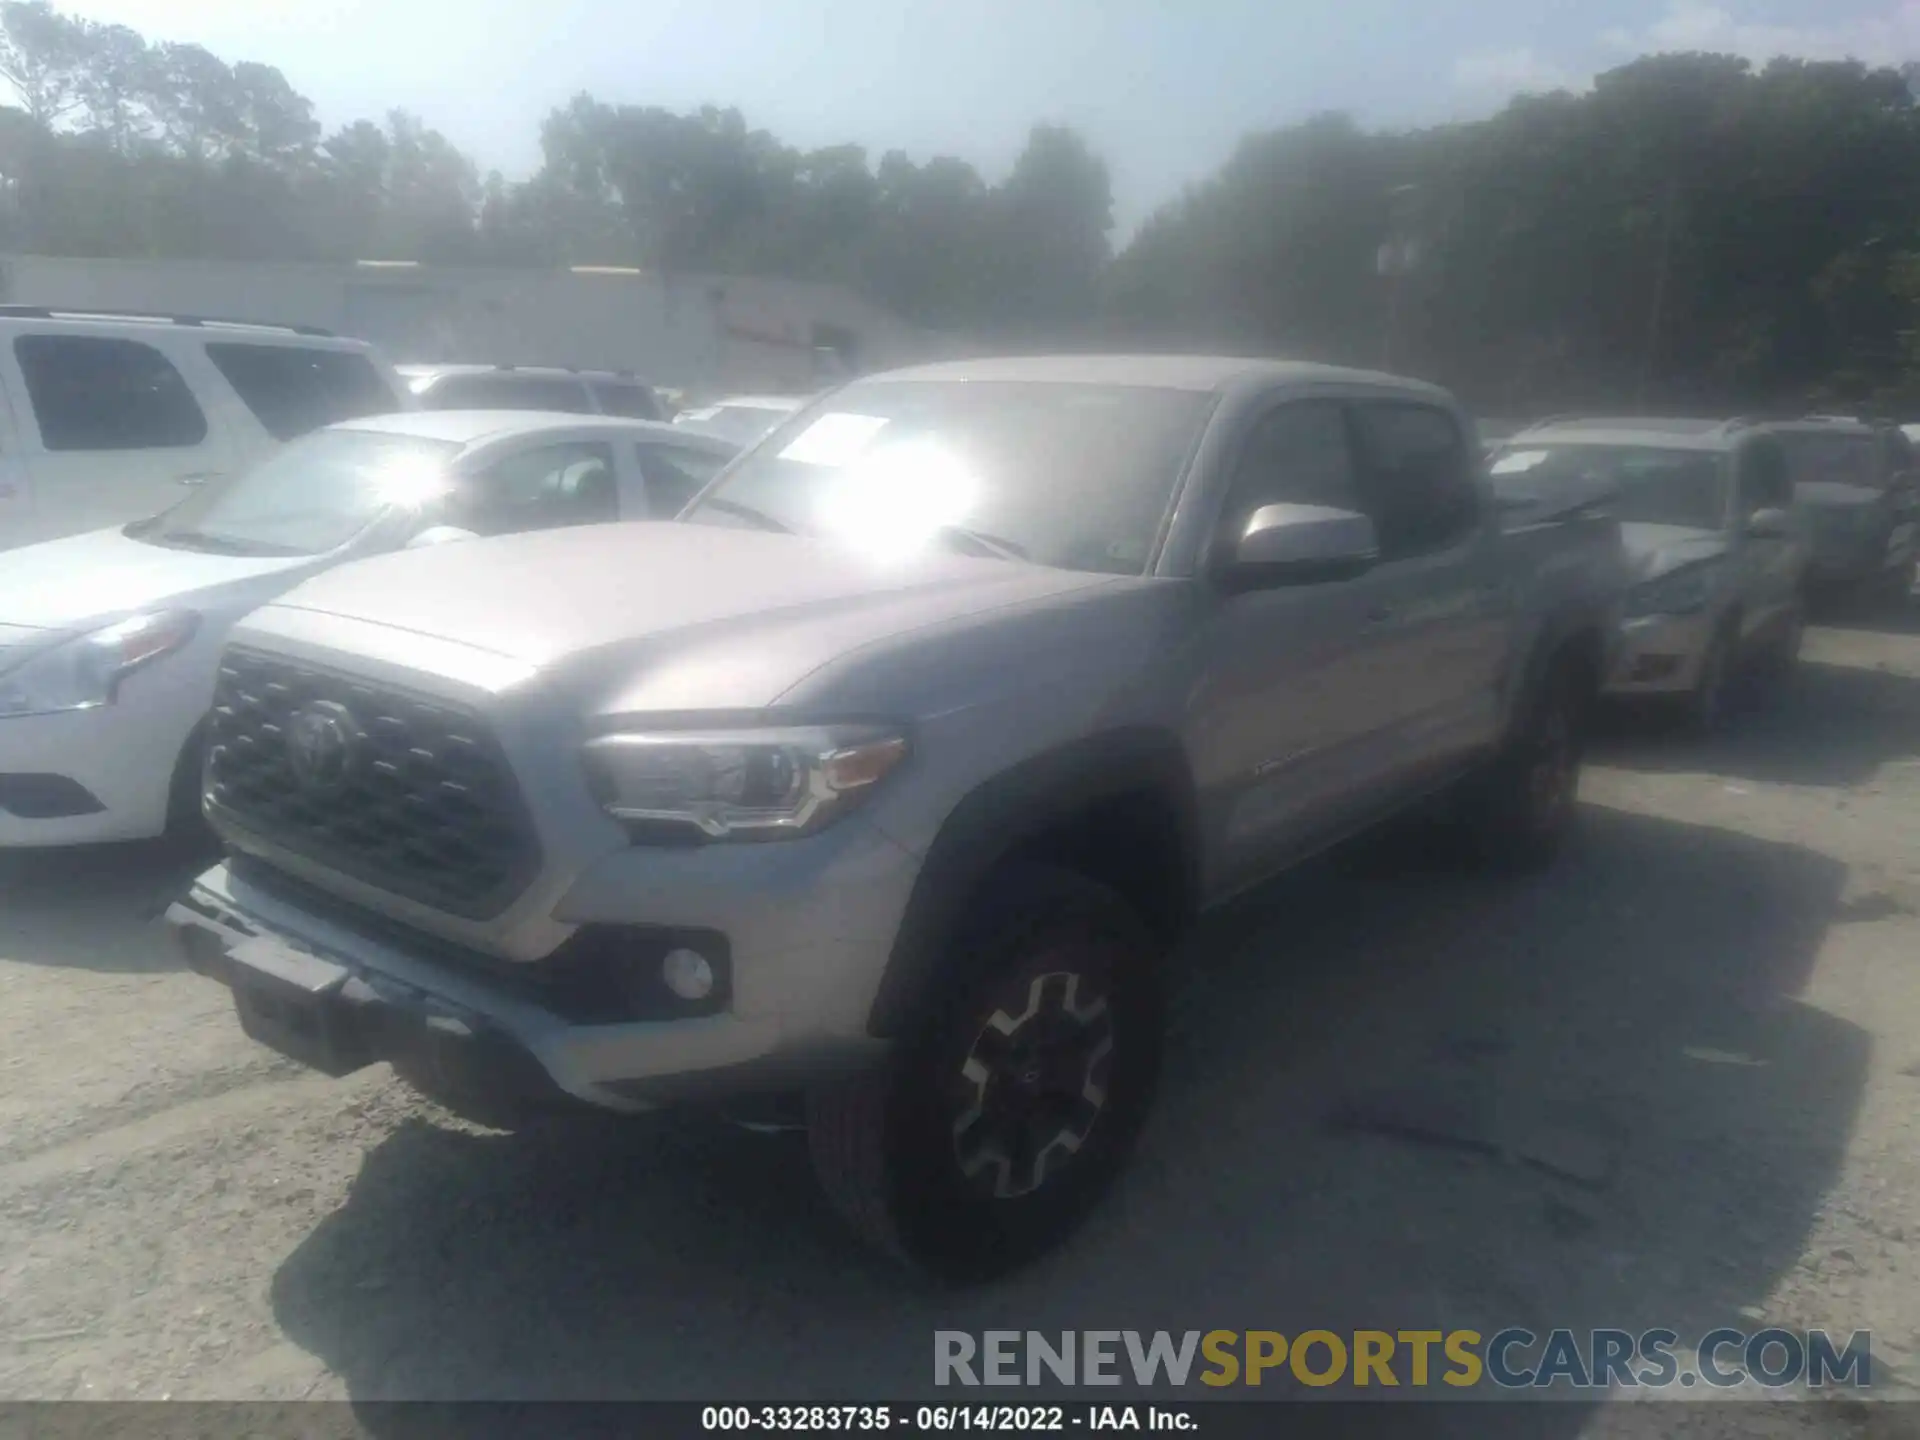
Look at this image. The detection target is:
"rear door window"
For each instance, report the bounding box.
[423,374,594,413]
[14,334,208,451]
[205,343,399,441]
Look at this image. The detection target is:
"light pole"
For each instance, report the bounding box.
[1378,183,1421,371]
[1636,176,1680,411]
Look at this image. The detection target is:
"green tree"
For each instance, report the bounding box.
[0,0,87,128]
[982,124,1113,338]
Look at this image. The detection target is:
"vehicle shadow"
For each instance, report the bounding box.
[1590,654,1920,789]
[0,834,213,972]
[269,802,1863,1429]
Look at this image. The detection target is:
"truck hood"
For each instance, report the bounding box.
[257,522,1119,709]
[1619,522,1729,583]
[0,525,314,636]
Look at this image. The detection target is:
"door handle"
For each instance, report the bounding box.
[173,471,220,487]
[1365,603,1395,624]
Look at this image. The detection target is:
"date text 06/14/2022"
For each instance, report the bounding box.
[700,1405,1190,1432]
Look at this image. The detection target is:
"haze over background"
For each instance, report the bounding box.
[7,0,1920,418]
[46,0,1920,232]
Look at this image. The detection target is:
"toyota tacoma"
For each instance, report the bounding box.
[168,355,1626,1280]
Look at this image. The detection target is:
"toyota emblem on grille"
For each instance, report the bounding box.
[285,700,359,792]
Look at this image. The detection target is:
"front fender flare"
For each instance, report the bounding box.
[865,728,1199,1039]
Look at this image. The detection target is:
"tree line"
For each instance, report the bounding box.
[3,0,1919,414]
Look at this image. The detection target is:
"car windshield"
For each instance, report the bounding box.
[681,379,1213,574]
[137,427,461,557]
[1491,443,1728,530]
[1773,431,1886,490]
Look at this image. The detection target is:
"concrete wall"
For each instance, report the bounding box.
[0,254,948,394]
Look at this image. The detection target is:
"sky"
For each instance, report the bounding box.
[47,0,1920,233]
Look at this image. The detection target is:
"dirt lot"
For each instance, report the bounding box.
[4,611,1920,1431]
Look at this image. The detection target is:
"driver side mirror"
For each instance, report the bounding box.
[1745,507,1793,540]
[1217,503,1380,593]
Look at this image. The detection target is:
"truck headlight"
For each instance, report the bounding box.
[582,724,909,841]
[1625,565,1715,619]
[0,610,199,719]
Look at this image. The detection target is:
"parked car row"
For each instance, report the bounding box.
[0,409,738,845]
[0,307,412,553]
[0,303,813,557]
[6,332,1910,1281]
[1490,411,1916,723]
[401,361,808,443]
[400,363,669,421]
[1770,415,1919,605]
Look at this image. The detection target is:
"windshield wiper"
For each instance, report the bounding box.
[697,496,792,533]
[933,524,1030,562]
[152,529,300,557]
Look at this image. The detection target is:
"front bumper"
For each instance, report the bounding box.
[169,818,912,1112]
[1602,610,1716,696]
[0,693,190,846]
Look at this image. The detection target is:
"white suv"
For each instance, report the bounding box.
[0,307,411,552]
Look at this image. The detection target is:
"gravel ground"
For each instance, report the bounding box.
[4,610,1920,1435]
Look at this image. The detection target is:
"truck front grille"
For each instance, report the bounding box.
[205,648,540,918]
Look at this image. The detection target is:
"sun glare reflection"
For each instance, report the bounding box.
[364,452,454,510]
[812,437,981,558]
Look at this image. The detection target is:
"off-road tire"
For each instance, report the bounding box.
[807,864,1163,1283]
[1463,653,1587,871]
[1867,561,1914,610]
[163,729,216,850]
[1755,601,1805,690]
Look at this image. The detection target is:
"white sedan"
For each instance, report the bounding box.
[0,410,737,846]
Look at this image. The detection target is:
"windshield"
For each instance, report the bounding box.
[1773,431,1886,491]
[140,428,461,557]
[682,379,1212,574]
[1491,443,1729,530]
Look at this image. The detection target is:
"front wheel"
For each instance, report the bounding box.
[1464,655,1586,870]
[1867,560,1914,610]
[163,729,217,850]
[1678,623,1736,736]
[1756,600,1805,689]
[807,865,1163,1283]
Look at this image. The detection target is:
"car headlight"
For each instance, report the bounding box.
[0,610,200,719]
[581,724,909,841]
[1626,565,1715,618]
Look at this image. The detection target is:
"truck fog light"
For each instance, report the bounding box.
[662,947,716,1002]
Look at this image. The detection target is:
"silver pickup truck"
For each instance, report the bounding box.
[167,355,1627,1280]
